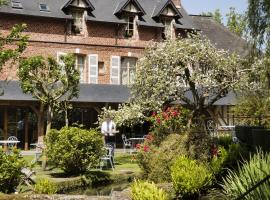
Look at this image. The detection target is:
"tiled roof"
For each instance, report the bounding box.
[191,15,249,56]
[0,0,196,29]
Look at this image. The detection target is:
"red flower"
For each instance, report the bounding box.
[143,145,150,152]
[152,111,157,116]
[172,111,178,117]
[156,118,161,124]
[136,144,141,149]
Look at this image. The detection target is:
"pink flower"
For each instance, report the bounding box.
[152,111,157,116]
[143,145,150,152]
[156,118,161,124]
[136,144,141,149]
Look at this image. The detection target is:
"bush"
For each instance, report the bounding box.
[131,180,169,200]
[171,156,212,198]
[0,149,27,193]
[34,178,58,194]
[45,127,104,175]
[210,146,229,176]
[221,150,270,200]
[149,106,190,145]
[137,134,187,183]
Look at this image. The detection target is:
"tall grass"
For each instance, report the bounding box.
[221,149,270,200]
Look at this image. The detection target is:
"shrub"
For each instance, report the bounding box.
[221,150,270,200]
[45,127,104,175]
[210,146,229,176]
[137,134,187,183]
[34,178,58,194]
[149,106,190,145]
[131,180,169,200]
[171,156,212,198]
[0,149,27,193]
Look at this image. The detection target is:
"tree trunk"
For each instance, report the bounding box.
[65,109,69,127]
[37,104,45,143]
[46,105,53,135]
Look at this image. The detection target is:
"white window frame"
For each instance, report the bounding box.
[110,56,120,85]
[76,55,85,83]
[88,54,98,84]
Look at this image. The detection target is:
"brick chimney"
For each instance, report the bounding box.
[172,0,181,9]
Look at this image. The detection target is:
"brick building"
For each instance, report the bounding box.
[0,0,247,149]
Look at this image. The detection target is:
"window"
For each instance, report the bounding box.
[121,57,137,85]
[161,18,173,40]
[11,1,22,9]
[98,62,105,75]
[76,55,85,83]
[57,52,67,75]
[39,4,50,12]
[71,11,83,34]
[125,16,134,38]
[88,54,98,84]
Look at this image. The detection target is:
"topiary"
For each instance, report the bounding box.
[0,149,27,193]
[171,156,213,199]
[131,179,169,200]
[45,126,104,175]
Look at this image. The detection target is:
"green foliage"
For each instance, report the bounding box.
[0,0,8,6]
[0,23,28,94]
[131,180,169,200]
[248,0,270,50]
[201,9,223,24]
[226,7,247,37]
[34,178,58,194]
[149,106,190,145]
[232,92,270,127]
[18,54,80,133]
[137,134,187,183]
[171,156,213,198]
[210,146,229,175]
[0,149,27,193]
[45,127,104,175]
[222,150,270,199]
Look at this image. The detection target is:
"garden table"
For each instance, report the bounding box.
[129,137,145,149]
[0,140,20,151]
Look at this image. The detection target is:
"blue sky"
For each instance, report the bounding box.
[182,0,248,22]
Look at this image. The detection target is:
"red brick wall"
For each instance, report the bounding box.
[0,13,183,84]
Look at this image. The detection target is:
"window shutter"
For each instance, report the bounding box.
[110,56,120,84]
[57,52,67,74]
[88,54,98,84]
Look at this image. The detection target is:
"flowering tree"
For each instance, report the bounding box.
[100,35,247,129]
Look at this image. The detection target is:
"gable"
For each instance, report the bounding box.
[114,0,146,16]
[62,0,94,14]
[152,0,182,19]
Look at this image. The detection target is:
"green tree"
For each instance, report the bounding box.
[248,0,270,50]
[0,0,7,6]
[201,9,223,24]
[226,7,247,37]
[0,20,28,93]
[17,55,80,135]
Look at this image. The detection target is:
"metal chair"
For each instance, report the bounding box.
[122,134,131,153]
[100,144,114,170]
[31,143,44,164]
[7,136,18,148]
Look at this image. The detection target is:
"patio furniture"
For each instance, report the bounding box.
[20,167,36,187]
[100,144,114,170]
[30,142,44,164]
[220,125,238,143]
[122,134,131,153]
[129,137,145,149]
[7,136,19,148]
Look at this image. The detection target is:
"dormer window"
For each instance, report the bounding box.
[125,16,135,38]
[11,1,23,9]
[39,4,50,12]
[161,18,173,40]
[71,11,83,34]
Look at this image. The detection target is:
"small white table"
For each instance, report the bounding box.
[0,140,20,151]
[129,137,145,149]
[0,140,20,144]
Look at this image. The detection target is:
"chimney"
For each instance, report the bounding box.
[172,0,181,9]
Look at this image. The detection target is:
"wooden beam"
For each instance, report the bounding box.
[24,112,29,150]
